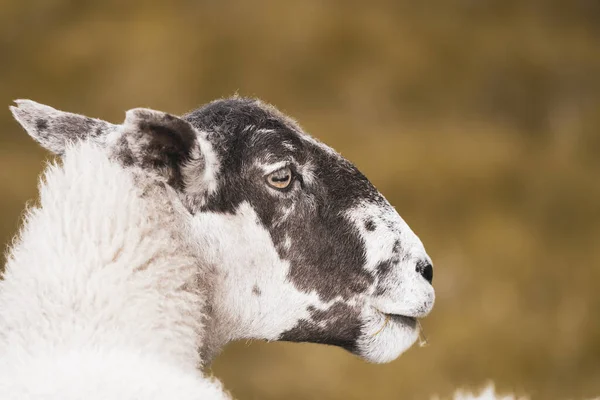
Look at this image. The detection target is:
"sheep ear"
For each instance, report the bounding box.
[117,108,199,189]
[10,100,115,155]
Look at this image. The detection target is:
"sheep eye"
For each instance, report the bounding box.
[266,167,293,190]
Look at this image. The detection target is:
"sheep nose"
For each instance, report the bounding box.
[416,260,433,284]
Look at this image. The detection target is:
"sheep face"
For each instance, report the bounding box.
[10,97,434,364]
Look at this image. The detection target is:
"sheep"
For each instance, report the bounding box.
[7,100,597,400]
[0,124,230,398]
[10,97,436,367]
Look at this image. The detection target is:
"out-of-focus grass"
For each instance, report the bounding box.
[1,1,599,399]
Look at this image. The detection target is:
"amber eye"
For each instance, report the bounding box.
[266,167,293,190]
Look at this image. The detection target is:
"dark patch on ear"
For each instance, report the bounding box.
[11,100,118,155]
[115,136,135,167]
[140,122,193,189]
[252,284,262,296]
[115,109,199,190]
[58,115,107,140]
[138,121,195,157]
[35,118,48,132]
[279,302,361,352]
[364,219,376,231]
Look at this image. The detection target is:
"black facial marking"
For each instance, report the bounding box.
[179,97,410,349]
[35,118,48,132]
[376,259,394,277]
[374,239,403,296]
[184,98,383,302]
[252,284,262,296]
[364,219,376,231]
[279,303,361,351]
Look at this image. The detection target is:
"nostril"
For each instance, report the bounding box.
[416,260,433,284]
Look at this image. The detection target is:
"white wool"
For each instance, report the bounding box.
[439,382,597,400]
[438,383,598,400]
[430,384,527,400]
[450,385,526,400]
[0,142,229,399]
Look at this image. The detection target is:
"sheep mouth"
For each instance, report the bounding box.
[385,314,417,328]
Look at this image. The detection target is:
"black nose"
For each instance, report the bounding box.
[416,260,433,284]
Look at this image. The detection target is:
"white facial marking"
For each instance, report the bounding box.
[273,203,295,228]
[298,161,316,186]
[347,201,426,271]
[282,142,296,151]
[183,133,220,205]
[282,235,292,251]
[347,200,434,319]
[186,202,325,346]
[255,128,275,135]
[325,199,433,363]
[256,160,292,175]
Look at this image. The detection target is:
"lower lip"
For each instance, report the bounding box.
[386,314,417,327]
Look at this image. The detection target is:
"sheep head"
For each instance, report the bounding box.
[10,98,435,364]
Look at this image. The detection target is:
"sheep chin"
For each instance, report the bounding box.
[354,309,420,364]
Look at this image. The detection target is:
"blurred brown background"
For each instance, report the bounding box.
[1,1,599,399]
